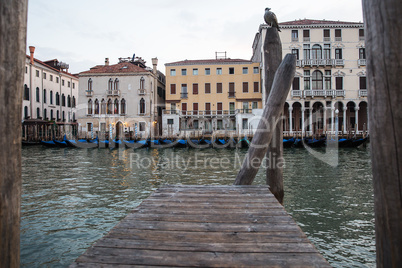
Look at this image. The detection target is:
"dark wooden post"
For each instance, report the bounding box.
[363,1,402,267]
[234,54,296,185]
[0,0,28,267]
[263,27,284,203]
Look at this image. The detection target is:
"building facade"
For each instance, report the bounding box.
[22,46,79,142]
[252,19,368,137]
[77,56,165,139]
[163,57,262,137]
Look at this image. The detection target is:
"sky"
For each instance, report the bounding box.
[27,0,364,74]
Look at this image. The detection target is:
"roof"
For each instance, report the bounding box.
[279,19,363,28]
[79,61,150,75]
[26,55,78,79]
[165,58,253,67]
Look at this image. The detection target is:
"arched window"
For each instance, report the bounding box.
[67,95,71,107]
[62,111,65,121]
[94,99,99,114]
[114,99,119,114]
[50,110,54,120]
[108,78,113,91]
[50,90,53,104]
[88,78,92,90]
[36,87,40,102]
[24,106,28,119]
[56,92,60,105]
[101,99,106,114]
[43,89,47,103]
[140,77,145,89]
[36,107,40,119]
[312,44,322,60]
[139,98,145,114]
[107,99,112,114]
[312,70,323,90]
[88,99,93,114]
[73,112,76,121]
[57,110,60,121]
[44,109,47,120]
[24,84,29,100]
[62,94,66,107]
[72,96,76,108]
[114,78,119,91]
[121,98,126,115]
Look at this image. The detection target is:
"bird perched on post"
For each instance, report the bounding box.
[264,8,281,32]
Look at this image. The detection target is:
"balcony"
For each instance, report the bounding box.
[181,92,188,99]
[228,92,236,98]
[335,37,342,41]
[301,59,335,67]
[106,90,120,96]
[358,59,366,66]
[359,89,368,97]
[138,89,145,95]
[85,90,93,97]
[291,90,302,98]
[167,110,238,117]
[291,37,299,42]
[334,59,345,66]
[324,37,331,42]
[303,90,345,98]
[303,37,310,42]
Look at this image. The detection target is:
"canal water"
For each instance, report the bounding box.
[21,145,374,267]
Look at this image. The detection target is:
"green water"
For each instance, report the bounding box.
[21,146,374,267]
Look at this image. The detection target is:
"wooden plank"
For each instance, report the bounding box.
[71,185,329,267]
[362,1,402,267]
[0,1,28,267]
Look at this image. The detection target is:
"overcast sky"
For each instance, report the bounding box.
[27,0,364,74]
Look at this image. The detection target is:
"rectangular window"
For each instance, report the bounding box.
[36,70,39,77]
[253,67,259,74]
[170,103,176,113]
[229,67,235,74]
[243,102,249,112]
[293,77,300,90]
[217,102,223,114]
[323,29,330,41]
[335,29,342,41]
[68,81,71,87]
[205,68,210,75]
[359,48,366,59]
[193,68,198,75]
[73,83,75,89]
[335,48,343,59]
[254,82,259,92]
[229,102,235,114]
[292,30,299,41]
[242,118,248,129]
[304,70,311,90]
[181,69,187,76]
[303,44,311,60]
[170,69,176,76]
[359,77,367,89]
[205,103,211,114]
[325,70,331,90]
[303,29,310,41]
[181,84,188,98]
[292,49,299,60]
[324,44,331,59]
[217,83,222,93]
[252,101,258,109]
[217,119,223,130]
[242,67,248,74]
[167,119,174,125]
[50,75,53,81]
[181,103,187,115]
[25,66,27,73]
[139,122,146,131]
[56,77,59,83]
[170,84,176,94]
[192,83,198,95]
[205,83,211,94]
[359,29,365,40]
[193,120,199,129]
[43,73,47,79]
[193,103,198,115]
[336,77,343,90]
[242,82,248,93]
[216,68,222,75]
[229,82,235,97]
[62,79,65,86]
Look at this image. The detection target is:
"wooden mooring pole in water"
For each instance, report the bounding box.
[0,1,28,267]
[363,1,402,267]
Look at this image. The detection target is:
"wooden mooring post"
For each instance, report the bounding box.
[363,1,402,267]
[234,54,296,185]
[0,1,28,267]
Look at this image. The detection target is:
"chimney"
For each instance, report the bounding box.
[29,46,35,64]
[151,57,158,74]
[105,58,109,66]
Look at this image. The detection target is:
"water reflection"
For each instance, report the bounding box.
[21,146,374,267]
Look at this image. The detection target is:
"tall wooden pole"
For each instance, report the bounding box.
[234,54,296,185]
[0,0,28,267]
[362,0,402,267]
[263,27,284,204]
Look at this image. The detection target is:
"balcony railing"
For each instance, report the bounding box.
[291,90,302,97]
[324,37,331,42]
[358,59,366,66]
[359,89,368,97]
[303,90,345,98]
[106,90,120,96]
[138,89,145,95]
[334,59,345,66]
[335,37,342,41]
[163,110,240,117]
[228,92,236,98]
[85,90,93,97]
[299,59,344,67]
[181,92,188,99]
[303,37,310,42]
[291,37,299,42]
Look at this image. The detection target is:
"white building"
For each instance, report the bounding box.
[22,46,79,141]
[252,19,368,137]
[77,56,165,139]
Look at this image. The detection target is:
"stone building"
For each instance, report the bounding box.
[22,46,79,142]
[163,54,262,137]
[252,19,368,136]
[77,56,165,139]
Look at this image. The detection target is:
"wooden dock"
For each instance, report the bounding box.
[71,185,330,267]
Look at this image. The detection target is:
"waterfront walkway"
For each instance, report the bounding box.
[70,185,330,267]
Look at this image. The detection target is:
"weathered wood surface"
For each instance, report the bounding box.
[71,185,330,267]
[0,1,28,267]
[263,27,284,204]
[363,1,402,267]
[234,54,296,185]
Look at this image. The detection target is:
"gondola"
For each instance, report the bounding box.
[348,137,369,148]
[40,140,57,148]
[149,139,161,148]
[198,138,212,148]
[98,139,109,148]
[237,137,250,148]
[212,138,228,148]
[338,138,353,148]
[175,139,188,148]
[109,139,123,149]
[22,140,41,146]
[53,135,69,148]
[304,137,326,148]
[65,138,98,149]
[124,139,148,149]
[283,137,295,148]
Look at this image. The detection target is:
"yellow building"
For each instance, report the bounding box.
[163,57,262,136]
